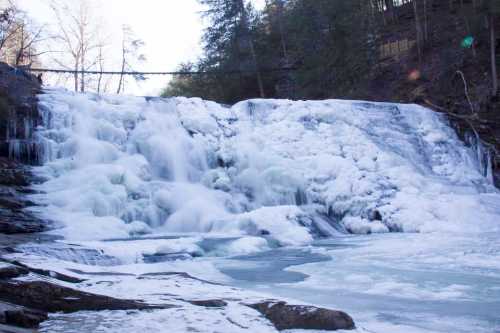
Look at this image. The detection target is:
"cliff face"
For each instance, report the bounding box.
[0,62,47,234]
[0,62,42,165]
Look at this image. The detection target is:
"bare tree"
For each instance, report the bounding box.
[0,1,20,55]
[96,40,105,93]
[50,0,101,92]
[0,1,48,67]
[0,1,18,50]
[13,14,48,66]
[116,25,146,94]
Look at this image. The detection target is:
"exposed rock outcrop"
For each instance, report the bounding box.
[0,264,28,280]
[0,301,47,329]
[0,280,166,313]
[0,62,49,236]
[0,158,48,235]
[0,259,84,283]
[248,301,355,331]
[0,62,42,165]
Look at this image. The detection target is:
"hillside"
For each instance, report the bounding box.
[353,1,500,187]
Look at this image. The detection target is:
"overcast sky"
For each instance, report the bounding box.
[17,0,265,95]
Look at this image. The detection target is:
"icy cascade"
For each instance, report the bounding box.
[32,89,500,244]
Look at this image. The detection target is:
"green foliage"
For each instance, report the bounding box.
[284,0,378,98]
[163,0,381,103]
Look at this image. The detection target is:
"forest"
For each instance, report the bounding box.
[163,0,500,109]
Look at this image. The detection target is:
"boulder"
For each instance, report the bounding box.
[0,280,166,313]
[0,301,47,329]
[247,301,355,331]
[0,264,29,280]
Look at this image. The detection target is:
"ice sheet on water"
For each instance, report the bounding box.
[32,89,500,247]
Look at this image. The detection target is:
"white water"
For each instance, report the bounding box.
[21,88,500,332]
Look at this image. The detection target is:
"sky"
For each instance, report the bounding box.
[17,0,266,96]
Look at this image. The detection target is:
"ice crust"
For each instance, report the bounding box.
[33,89,500,245]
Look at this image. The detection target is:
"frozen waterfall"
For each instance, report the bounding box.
[32,88,500,245]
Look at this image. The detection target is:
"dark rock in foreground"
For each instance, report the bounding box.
[0,259,84,283]
[0,264,29,280]
[0,301,47,329]
[0,280,166,313]
[0,158,49,235]
[0,62,42,165]
[0,213,47,235]
[248,301,355,331]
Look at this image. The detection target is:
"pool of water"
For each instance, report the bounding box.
[217,233,500,333]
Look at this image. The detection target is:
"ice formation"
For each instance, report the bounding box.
[32,88,500,245]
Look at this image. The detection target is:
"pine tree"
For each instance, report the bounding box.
[197,0,265,102]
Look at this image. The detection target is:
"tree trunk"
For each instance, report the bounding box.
[385,0,395,22]
[74,60,79,92]
[15,26,25,66]
[491,14,498,97]
[80,60,85,93]
[117,41,126,94]
[97,47,103,94]
[239,0,265,98]
[97,69,103,94]
[276,0,288,60]
[249,39,265,98]
[117,59,125,94]
[423,0,428,43]
[413,0,423,64]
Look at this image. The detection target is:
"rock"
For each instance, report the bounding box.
[247,301,355,331]
[0,212,48,234]
[0,63,48,237]
[0,158,50,235]
[188,299,228,308]
[0,323,37,333]
[0,280,166,313]
[0,301,47,329]
[1,260,84,283]
[0,62,42,165]
[0,264,29,280]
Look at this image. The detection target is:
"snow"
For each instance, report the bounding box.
[33,88,500,246]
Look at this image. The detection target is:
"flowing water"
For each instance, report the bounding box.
[9,88,500,332]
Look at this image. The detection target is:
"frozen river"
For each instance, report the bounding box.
[218,233,500,332]
[9,89,498,332]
